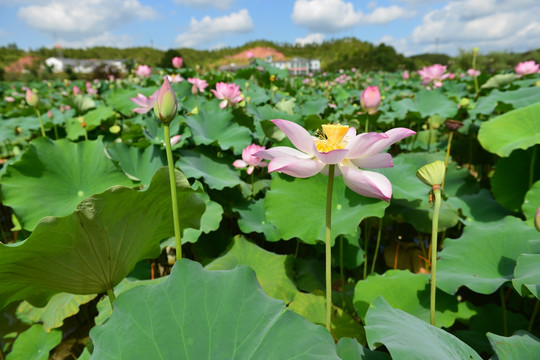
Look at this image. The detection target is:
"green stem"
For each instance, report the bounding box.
[528,298,539,332]
[442,131,454,188]
[339,236,345,309]
[370,217,383,274]
[325,164,336,331]
[430,187,441,326]
[363,219,371,280]
[53,124,59,140]
[164,123,182,260]
[472,51,479,96]
[107,288,116,310]
[365,117,369,133]
[83,128,88,141]
[35,108,46,137]
[530,146,537,189]
[500,287,508,336]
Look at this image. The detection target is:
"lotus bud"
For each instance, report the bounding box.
[535,206,540,232]
[153,77,178,124]
[170,134,182,146]
[25,89,39,107]
[360,86,381,114]
[172,56,183,69]
[416,160,445,187]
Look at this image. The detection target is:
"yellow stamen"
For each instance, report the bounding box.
[315,124,349,153]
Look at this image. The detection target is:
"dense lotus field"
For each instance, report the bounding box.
[0,57,539,359]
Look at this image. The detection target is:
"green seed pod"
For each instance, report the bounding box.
[416,160,446,187]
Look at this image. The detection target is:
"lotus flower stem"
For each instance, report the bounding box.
[163,123,182,260]
[35,108,46,137]
[472,49,479,96]
[107,288,116,309]
[325,164,336,331]
[442,131,454,188]
[430,185,441,326]
[339,236,345,308]
[370,217,383,274]
[500,287,508,336]
[528,299,539,332]
[530,146,537,188]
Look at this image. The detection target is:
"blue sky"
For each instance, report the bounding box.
[0,0,538,56]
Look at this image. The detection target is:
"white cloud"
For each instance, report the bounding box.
[173,0,235,10]
[291,0,415,33]
[367,1,378,10]
[175,9,253,48]
[410,0,540,54]
[378,35,411,56]
[296,33,325,46]
[18,0,156,40]
[56,32,133,49]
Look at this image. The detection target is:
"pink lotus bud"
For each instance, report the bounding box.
[153,77,178,123]
[170,135,182,146]
[172,57,183,69]
[360,86,381,115]
[73,86,81,95]
[25,89,39,107]
[65,105,71,110]
[402,70,409,80]
[246,51,254,59]
[47,110,53,118]
[5,96,14,102]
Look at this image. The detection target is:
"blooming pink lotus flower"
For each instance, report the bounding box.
[360,86,381,115]
[130,91,158,114]
[211,82,244,109]
[135,65,152,78]
[172,57,183,69]
[166,74,184,84]
[417,64,450,88]
[515,61,539,77]
[72,86,81,95]
[233,144,268,175]
[255,120,416,201]
[467,68,480,77]
[188,77,209,94]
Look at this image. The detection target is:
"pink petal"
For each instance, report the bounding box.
[268,157,324,178]
[271,119,315,155]
[220,100,228,109]
[247,166,254,175]
[362,128,416,157]
[233,160,247,169]
[340,166,392,202]
[346,133,389,159]
[350,153,393,169]
[255,146,312,160]
[346,127,356,138]
[313,147,349,164]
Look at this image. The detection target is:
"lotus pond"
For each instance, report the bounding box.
[0,59,540,359]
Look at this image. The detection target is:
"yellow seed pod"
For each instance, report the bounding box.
[416,160,446,187]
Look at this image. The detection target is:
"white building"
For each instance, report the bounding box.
[44,57,127,74]
[265,56,321,75]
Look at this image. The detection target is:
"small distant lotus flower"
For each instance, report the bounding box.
[166,74,184,84]
[72,86,81,95]
[136,65,152,78]
[246,51,254,59]
[515,61,539,77]
[211,82,244,109]
[170,134,182,146]
[255,119,416,201]
[130,91,158,114]
[188,78,208,94]
[417,64,450,88]
[303,78,311,84]
[153,77,178,123]
[233,144,268,175]
[5,96,14,102]
[402,70,410,80]
[360,86,381,115]
[467,68,480,77]
[172,57,183,69]
[448,73,456,80]
[25,89,39,107]
[47,110,53,118]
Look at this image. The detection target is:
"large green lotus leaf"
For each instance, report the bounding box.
[300,97,329,116]
[471,86,540,116]
[142,116,181,146]
[487,331,540,360]
[105,143,166,186]
[205,236,298,302]
[184,100,251,155]
[446,189,511,225]
[491,147,540,212]
[480,73,516,89]
[522,180,540,228]
[288,292,366,344]
[182,185,223,244]
[365,297,482,360]
[0,138,133,231]
[246,103,302,123]
[90,259,340,360]
[234,198,281,242]
[0,168,205,310]
[72,94,96,114]
[478,102,540,157]
[512,240,540,299]
[388,199,459,233]
[336,337,391,360]
[414,89,458,119]
[176,148,244,190]
[244,81,271,105]
[16,293,97,331]
[5,324,61,360]
[83,106,115,130]
[265,173,388,244]
[437,216,537,295]
[353,270,458,328]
